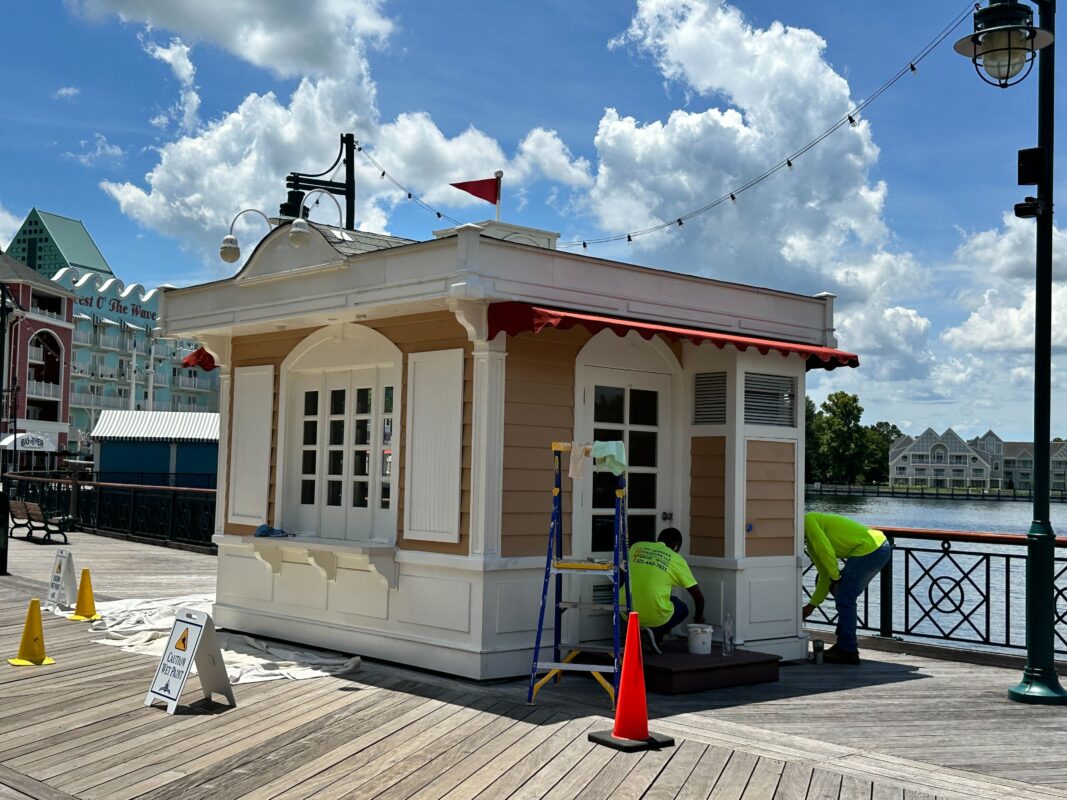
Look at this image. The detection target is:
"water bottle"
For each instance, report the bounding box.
[722,613,735,656]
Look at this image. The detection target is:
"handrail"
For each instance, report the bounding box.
[878,526,1067,548]
[5,473,216,495]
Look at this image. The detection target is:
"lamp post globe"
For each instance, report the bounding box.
[219,234,241,264]
[957,0,1065,704]
[288,217,312,247]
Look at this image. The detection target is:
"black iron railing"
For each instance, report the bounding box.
[3,473,216,548]
[806,483,1067,502]
[804,527,1067,655]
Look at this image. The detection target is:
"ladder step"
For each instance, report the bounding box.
[536,662,617,673]
[552,560,614,572]
[557,602,616,611]
[560,642,620,654]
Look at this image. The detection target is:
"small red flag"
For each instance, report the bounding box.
[450,177,500,205]
[181,346,217,372]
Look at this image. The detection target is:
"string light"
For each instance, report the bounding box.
[557,1,975,250]
[353,140,461,225]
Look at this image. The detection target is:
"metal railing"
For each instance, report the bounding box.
[99,335,121,350]
[2,473,216,548]
[27,345,44,362]
[806,483,1067,502]
[25,379,62,399]
[27,306,62,321]
[73,330,92,345]
[804,527,1067,656]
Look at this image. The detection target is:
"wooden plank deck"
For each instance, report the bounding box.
[2,533,1067,798]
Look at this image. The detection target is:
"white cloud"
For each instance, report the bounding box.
[66,133,126,166]
[70,0,393,79]
[53,86,81,100]
[941,284,1067,353]
[143,37,200,131]
[0,202,22,250]
[835,305,933,381]
[953,212,1067,283]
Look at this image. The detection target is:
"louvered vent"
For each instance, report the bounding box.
[591,583,615,606]
[744,373,796,427]
[693,372,727,425]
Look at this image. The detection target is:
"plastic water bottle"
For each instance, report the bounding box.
[722,613,735,656]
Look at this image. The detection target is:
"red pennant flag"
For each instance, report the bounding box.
[181,346,217,372]
[450,177,500,205]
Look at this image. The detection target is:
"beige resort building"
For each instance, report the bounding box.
[160,219,858,679]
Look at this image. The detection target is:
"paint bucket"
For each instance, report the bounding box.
[812,639,824,664]
[687,624,714,655]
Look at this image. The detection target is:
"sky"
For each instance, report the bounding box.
[1,0,1064,441]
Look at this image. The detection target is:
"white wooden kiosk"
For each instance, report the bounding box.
[160,219,858,679]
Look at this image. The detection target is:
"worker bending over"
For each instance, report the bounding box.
[803,512,891,665]
[627,527,705,653]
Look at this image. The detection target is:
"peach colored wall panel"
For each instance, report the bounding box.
[745,439,796,558]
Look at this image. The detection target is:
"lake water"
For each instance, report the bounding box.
[801,494,1067,654]
[805,493,1067,534]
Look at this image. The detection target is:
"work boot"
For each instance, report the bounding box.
[823,645,859,665]
[640,627,661,654]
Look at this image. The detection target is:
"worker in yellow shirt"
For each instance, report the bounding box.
[626,528,705,653]
[803,512,891,664]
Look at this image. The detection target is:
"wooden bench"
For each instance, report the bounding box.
[8,500,71,544]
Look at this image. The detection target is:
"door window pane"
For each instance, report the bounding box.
[593,472,617,509]
[354,419,370,446]
[380,482,391,509]
[381,451,392,477]
[629,431,657,467]
[303,421,317,446]
[301,450,316,475]
[594,386,624,424]
[382,418,393,445]
[592,515,615,552]
[352,481,369,508]
[330,389,346,415]
[628,514,656,543]
[628,473,656,508]
[356,388,372,415]
[303,391,318,416]
[353,450,370,477]
[301,479,315,505]
[329,420,345,446]
[629,389,658,426]
[326,480,342,506]
[328,451,344,476]
[383,386,394,414]
[593,427,624,443]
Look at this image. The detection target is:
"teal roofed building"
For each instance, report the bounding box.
[4,209,114,279]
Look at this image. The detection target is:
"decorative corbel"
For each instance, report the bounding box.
[449,298,489,342]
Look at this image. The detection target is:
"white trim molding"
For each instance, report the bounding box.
[469,337,506,556]
[227,364,274,526]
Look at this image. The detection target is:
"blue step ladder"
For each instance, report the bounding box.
[527,442,632,707]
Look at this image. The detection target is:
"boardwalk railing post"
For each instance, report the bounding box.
[880,536,894,638]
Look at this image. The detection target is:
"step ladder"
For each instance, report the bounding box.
[527,442,632,707]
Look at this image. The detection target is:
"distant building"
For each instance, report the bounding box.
[889,428,1067,491]
[89,410,219,488]
[4,208,115,280]
[0,251,74,470]
[53,268,220,458]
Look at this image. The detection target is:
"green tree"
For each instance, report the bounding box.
[863,420,903,484]
[818,392,866,484]
[805,396,828,483]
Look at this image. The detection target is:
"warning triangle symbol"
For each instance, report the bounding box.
[175,628,189,652]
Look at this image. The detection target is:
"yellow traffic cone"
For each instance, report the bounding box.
[68,569,101,621]
[8,598,55,666]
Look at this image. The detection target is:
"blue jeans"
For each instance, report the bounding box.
[834,542,891,652]
[650,596,689,641]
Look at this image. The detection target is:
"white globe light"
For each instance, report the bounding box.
[289,218,311,247]
[980,28,1029,81]
[219,234,241,263]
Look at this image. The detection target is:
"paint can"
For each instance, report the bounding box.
[812,639,824,664]
[687,624,714,655]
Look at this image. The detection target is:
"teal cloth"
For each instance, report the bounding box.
[591,440,627,476]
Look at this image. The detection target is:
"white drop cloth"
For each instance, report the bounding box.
[82,595,361,684]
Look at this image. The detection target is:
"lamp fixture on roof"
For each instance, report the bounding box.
[288,190,344,248]
[219,209,272,264]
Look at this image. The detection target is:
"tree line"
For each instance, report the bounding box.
[805,392,901,485]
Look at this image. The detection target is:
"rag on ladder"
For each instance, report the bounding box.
[527,441,632,707]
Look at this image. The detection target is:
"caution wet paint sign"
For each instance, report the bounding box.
[45,549,77,610]
[144,608,235,715]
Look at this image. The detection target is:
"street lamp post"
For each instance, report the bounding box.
[956,0,1066,704]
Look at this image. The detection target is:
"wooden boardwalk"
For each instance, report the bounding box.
[3,534,1067,799]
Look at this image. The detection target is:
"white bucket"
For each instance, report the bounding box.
[687,623,714,655]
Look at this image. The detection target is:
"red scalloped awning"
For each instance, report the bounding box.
[487,302,859,372]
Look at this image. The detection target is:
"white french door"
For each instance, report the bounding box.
[577,367,672,557]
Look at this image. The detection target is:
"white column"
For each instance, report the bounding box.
[214,366,231,536]
[468,337,506,557]
[146,341,156,409]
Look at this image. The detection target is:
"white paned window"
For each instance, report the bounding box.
[693,372,727,425]
[404,349,464,542]
[228,365,274,525]
[744,373,796,427]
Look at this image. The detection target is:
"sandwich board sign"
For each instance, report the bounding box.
[144,608,235,714]
[45,549,77,610]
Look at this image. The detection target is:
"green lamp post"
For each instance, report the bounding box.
[955,0,1066,704]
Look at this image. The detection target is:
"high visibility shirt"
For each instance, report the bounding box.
[804,513,887,607]
[624,541,697,628]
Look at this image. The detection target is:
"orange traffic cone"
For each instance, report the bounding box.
[8,598,55,666]
[588,612,674,752]
[68,570,101,621]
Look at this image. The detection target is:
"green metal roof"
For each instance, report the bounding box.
[33,209,114,276]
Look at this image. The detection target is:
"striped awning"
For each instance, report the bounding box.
[93,315,120,327]
[90,411,219,442]
[73,312,92,321]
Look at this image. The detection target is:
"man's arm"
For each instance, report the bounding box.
[686,585,705,624]
[804,515,840,608]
